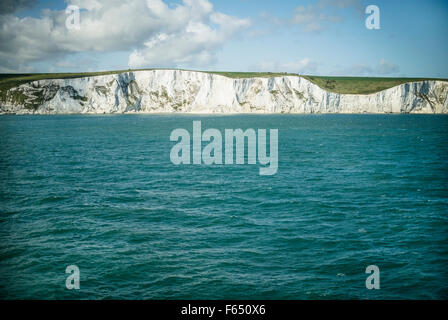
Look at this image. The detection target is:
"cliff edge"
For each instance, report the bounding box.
[1,70,447,114]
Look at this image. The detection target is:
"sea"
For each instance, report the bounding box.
[0,114,447,299]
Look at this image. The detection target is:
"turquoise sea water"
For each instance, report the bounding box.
[0,114,447,299]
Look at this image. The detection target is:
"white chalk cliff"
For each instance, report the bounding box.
[1,70,447,114]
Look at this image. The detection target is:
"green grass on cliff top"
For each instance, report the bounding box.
[1,69,447,95]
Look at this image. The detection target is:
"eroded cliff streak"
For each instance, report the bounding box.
[1,70,447,114]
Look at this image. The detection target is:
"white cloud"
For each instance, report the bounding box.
[69,0,102,11]
[0,0,37,14]
[377,58,400,75]
[251,58,320,74]
[292,5,331,33]
[0,0,250,72]
[54,56,98,69]
[318,0,363,9]
[291,0,362,33]
[330,59,400,76]
[129,9,250,68]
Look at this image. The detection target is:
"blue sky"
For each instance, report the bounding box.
[1,0,447,77]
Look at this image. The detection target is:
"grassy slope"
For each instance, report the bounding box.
[302,75,448,94]
[1,69,447,96]
[0,70,132,93]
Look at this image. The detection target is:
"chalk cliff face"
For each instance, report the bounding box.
[1,70,447,114]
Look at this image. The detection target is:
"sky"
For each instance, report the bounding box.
[0,0,447,77]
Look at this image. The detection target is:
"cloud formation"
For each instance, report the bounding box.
[251,58,320,74]
[330,59,400,76]
[376,58,400,75]
[292,0,363,32]
[0,0,37,14]
[0,0,250,72]
[128,7,250,68]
